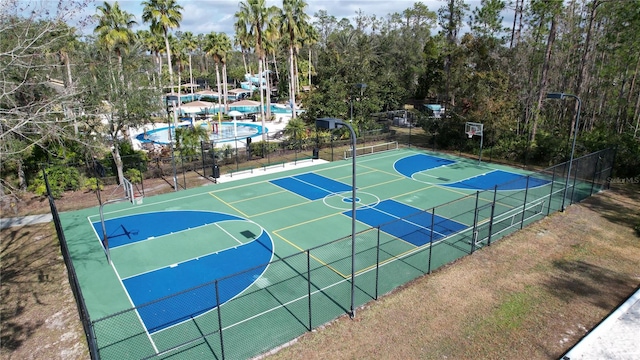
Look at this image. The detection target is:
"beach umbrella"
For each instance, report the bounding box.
[228,110,243,119]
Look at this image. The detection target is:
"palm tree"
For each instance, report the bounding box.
[302,24,319,91]
[264,20,281,84]
[180,31,199,92]
[235,0,276,141]
[142,0,183,92]
[234,20,253,75]
[137,29,163,86]
[94,1,137,74]
[280,0,310,119]
[204,32,232,122]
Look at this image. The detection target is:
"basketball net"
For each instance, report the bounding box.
[467,128,476,138]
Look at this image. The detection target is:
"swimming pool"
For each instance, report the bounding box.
[136,122,267,145]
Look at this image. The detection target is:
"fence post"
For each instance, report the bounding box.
[590,154,601,196]
[307,250,312,331]
[471,191,480,253]
[375,227,380,300]
[181,156,187,190]
[215,280,225,360]
[487,185,498,246]
[607,148,617,190]
[428,207,435,273]
[520,176,530,229]
[570,160,580,206]
[547,166,557,215]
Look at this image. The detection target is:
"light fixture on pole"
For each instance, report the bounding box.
[546,92,581,211]
[316,117,358,318]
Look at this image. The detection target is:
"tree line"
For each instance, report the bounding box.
[1,0,639,197]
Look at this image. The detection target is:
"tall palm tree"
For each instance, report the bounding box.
[180,31,199,92]
[137,29,163,86]
[302,24,319,91]
[94,1,137,74]
[236,0,276,141]
[280,0,310,119]
[234,20,253,75]
[204,32,232,122]
[142,0,183,92]
[264,20,281,84]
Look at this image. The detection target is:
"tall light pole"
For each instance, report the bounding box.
[546,92,581,211]
[167,101,178,191]
[316,117,358,318]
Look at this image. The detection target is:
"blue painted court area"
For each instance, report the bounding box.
[124,231,273,333]
[394,154,456,178]
[270,172,352,200]
[445,170,550,190]
[345,199,467,246]
[93,211,274,334]
[92,211,242,248]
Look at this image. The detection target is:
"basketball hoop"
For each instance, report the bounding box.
[467,129,476,139]
[133,193,144,205]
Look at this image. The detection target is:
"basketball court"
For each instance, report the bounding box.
[59,145,578,359]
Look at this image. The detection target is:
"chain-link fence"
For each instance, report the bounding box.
[49,147,611,359]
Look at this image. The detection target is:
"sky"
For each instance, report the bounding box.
[17,0,502,37]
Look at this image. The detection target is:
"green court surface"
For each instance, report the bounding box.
[59,147,581,359]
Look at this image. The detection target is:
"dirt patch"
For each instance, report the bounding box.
[0,223,87,360]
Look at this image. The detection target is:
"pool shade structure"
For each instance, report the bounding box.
[546,92,582,211]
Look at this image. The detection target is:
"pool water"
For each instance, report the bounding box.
[136,122,267,145]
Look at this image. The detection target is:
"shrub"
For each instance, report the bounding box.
[124,168,143,184]
[28,166,81,198]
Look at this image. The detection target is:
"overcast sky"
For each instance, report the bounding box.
[21,0,505,37]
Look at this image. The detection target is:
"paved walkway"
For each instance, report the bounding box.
[561,287,640,360]
[0,213,53,229]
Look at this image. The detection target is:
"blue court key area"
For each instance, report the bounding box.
[394,154,456,178]
[270,172,352,200]
[124,229,273,334]
[445,170,550,191]
[344,199,467,246]
[92,211,243,248]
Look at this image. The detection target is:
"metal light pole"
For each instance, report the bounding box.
[167,101,178,191]
[316,118,358,318]
[546,92,581,211]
